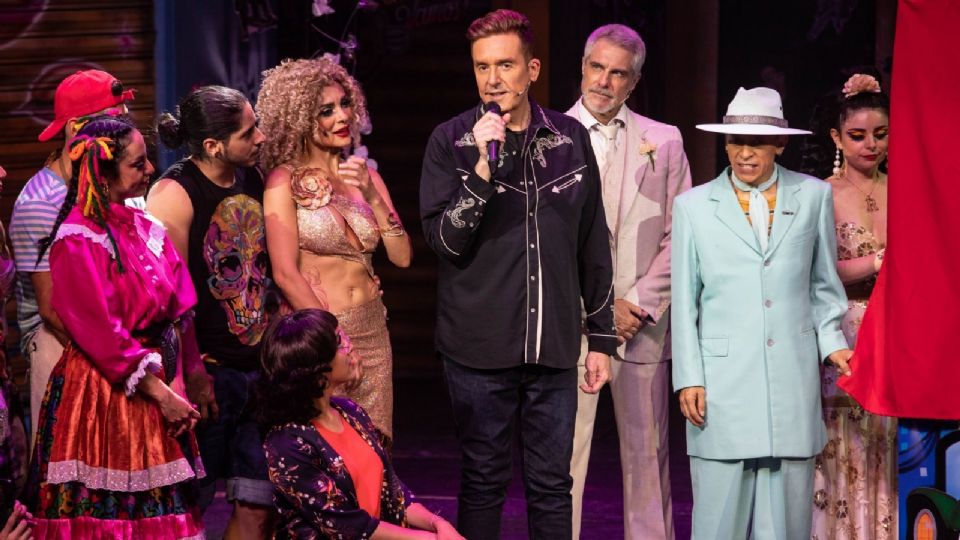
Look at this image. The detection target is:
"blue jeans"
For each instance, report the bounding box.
[443,356,577,540]
[196,365,274,508]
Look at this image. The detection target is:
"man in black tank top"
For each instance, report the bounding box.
[148,86,277,539]
[159,159,274,367]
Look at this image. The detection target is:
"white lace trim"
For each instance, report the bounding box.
[124,352,162,397]
[55,224,117,259]
[138,212,167,258]
[46,455,206,492]
[54,213,168,261]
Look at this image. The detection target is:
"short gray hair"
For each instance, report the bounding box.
[583,24,646,80]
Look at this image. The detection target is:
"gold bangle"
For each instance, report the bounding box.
[380,223,405,237]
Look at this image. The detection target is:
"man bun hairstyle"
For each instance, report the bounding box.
[156,85,248,157]
[155,113,183,149]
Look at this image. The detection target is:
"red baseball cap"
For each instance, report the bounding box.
[38,69,136,142]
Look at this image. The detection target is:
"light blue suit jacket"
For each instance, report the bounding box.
[671,165,848,460]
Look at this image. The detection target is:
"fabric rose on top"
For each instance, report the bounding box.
[291,168,334,210]
[842,74,881,98]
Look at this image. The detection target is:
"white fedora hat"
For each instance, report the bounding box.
[696,87,811,135]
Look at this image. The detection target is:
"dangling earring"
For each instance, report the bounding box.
[832,147,842,177]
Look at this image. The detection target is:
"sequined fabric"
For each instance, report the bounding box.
[289,166,393,438]
[812,223,896,540]
[292,167,379,278]
[835,222,883,300]
[334,298,393,440]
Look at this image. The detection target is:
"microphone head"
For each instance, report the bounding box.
[485,101,501,115]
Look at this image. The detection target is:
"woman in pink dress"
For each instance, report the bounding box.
[24,116,205,539]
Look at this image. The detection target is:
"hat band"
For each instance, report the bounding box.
[723,115,788,128]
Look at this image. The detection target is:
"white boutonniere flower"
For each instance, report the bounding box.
[639,138,657,172]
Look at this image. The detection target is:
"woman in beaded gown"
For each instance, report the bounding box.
[806,74,896,539]
[257,58,412,441]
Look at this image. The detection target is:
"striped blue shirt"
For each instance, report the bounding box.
[10,167,67,344]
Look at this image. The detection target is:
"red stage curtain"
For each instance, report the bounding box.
[838,0,960,420]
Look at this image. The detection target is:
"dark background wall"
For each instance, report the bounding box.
[0,0,157,218]
[274,0,496,372]
[277,0,896,375]
[0,0,896,379]
[717,0,892,169]
[0,0,158,379]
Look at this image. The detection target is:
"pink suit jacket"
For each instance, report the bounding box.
[567,103,692,364]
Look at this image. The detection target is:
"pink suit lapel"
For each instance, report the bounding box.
[618,112,653,228]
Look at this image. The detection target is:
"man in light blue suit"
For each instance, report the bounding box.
[671,87,852,539]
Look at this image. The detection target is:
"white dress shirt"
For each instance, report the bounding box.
[574,98,629,172]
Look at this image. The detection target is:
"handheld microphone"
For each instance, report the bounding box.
[485,101,502,165]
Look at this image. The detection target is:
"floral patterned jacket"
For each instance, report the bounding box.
[264,397,413,539]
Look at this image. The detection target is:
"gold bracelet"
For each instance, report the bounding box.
[380,224,405,237]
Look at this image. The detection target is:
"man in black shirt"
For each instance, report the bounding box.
[419,9,617,539]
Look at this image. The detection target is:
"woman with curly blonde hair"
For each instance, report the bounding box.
[257,58,411,441]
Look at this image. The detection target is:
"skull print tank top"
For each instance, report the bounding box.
[159,158,280,371]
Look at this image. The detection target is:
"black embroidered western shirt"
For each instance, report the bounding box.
[419,99,617,370]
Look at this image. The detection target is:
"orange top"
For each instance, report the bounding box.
[735,189,777,233]
[314,416,384,518]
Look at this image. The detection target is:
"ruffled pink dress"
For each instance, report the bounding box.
[25,204,205,539]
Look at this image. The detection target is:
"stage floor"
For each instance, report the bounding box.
[203,373,693,539]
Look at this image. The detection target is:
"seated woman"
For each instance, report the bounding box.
[258,57,412,442]
[23,116,204,539]
[259,309,462,539]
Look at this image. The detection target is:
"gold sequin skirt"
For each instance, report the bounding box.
[335,297,394,440]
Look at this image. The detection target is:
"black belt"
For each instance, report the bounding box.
[133,321,179,383]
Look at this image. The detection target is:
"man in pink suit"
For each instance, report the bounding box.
[567,24,691,540]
